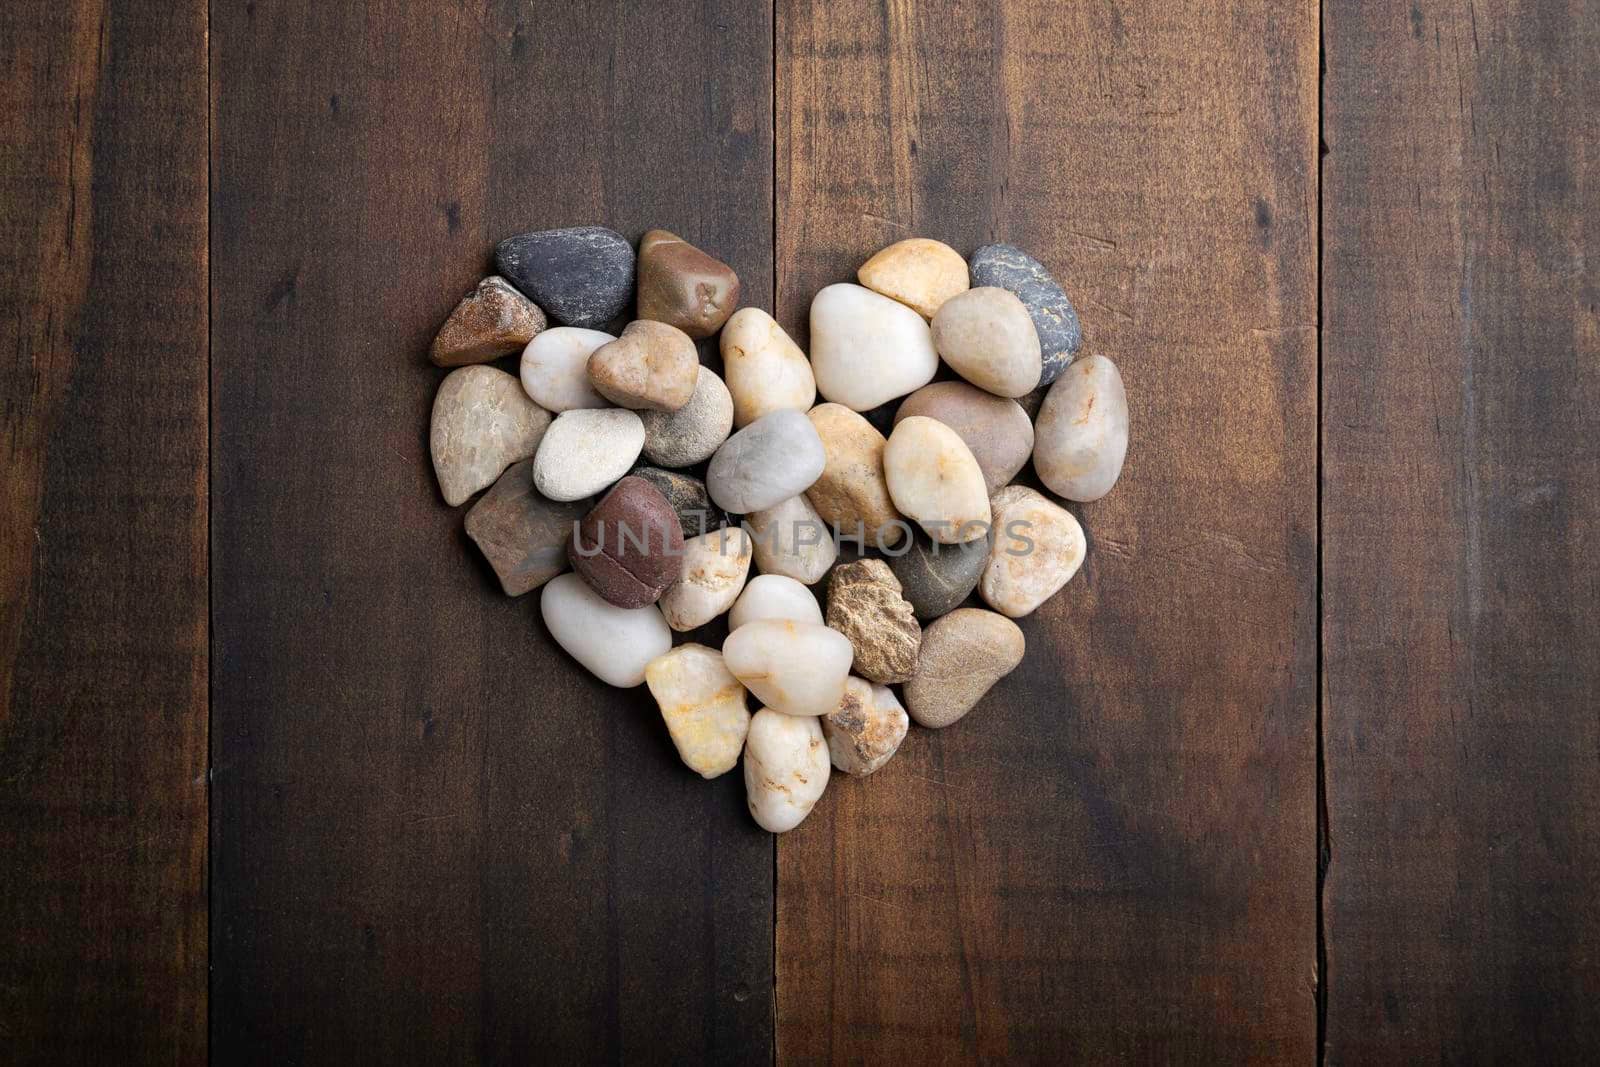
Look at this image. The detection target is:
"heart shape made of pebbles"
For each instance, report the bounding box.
[428,226,1129,833]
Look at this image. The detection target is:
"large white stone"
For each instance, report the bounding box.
[722,619,852,717]
[705,409,826,514]
[431,365,552,506]
[644,644,750,778]
[659,528,752,632]
[981,485,1086,617]
[519,326,615,412]
[930,286,1042,397]
[809,283,939,410]
[883,416,991,544]
[720,307,817,428]
[744,495,837,584]
[540,573,671,687]
[1033,354,1129,502]
[728,574,824,631]
[743,708,830,833]
[532,408,645,502]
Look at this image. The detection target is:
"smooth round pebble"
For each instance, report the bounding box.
[660,528,753,632]
[822,678,909,776]
[720,308,816,428]
[431,365,552,506]
[722,619,852,717]
[533,408,645,502]
[809,283,939,411]
[883,416,991,544]
[569,475,685,609]
[744,495,837,584]
[1033,353,1129,502]
[930,286,1042,397]
[743,709,830,833]
[706,409,826,515]
[983,485,1086,617]
[903,608,1024,728]
[645,643,750,779]
[729,574,823,631]
[805,403,904,547]
[496,225,634,330]
[540,573,671,688]
[520,327,615,411]
[587,319,698,412]
[894,381,1035,494]
[855,237,969,318]
[640,365,735,467]
[969,243,1082,385]
[888,530,991,622]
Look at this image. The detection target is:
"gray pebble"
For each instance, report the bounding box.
[496,225,634,329]
[969,243,1081,385]
[888,529,992,622]
[705,409,826,515]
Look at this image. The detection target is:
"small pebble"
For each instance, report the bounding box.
[930,286,1042,397]
[882,416,991,544]
[640,365,734,467]
[629,467,725,538]
[464,459,588,596]
[743,708,830,833]
[636,229,741,339]
[825,559,921,684]
[809,283,938,411]
[728,574,823,631]
[496,225,634,329]
[519,327,614,412]
[855,237,969,318]
[722,619,852,717]
[894,381,1035,494]
[903,608,1024,728]
[533,408,645,502]
[969,243,1082,385]
[720,308,816,428]
[431,365,552,506]
[982,486,1086,617]
[888,530,991,622]
[706,410,826,515]
[660,528,753,632]
[587,319,698,412]
[540,573,671,688]
[569,475,685,608]
[822,678,909,776]
[644,643,750,779]
[430,276,546,366]
[1033,353,1129,502]
[744,495,837,584]
[805,403,904,549]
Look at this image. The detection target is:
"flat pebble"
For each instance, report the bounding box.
[587,319,698,411]
[636,229,740,339]
[969,243,1082,385]
[982,485,1085,617]
[431,276,546,366]
[540,573,671,688]
[744,495,837,584]
[855,237,969,318]
[882,416,991,544]
[894,381,1034,494]
[431,365,552,506]
[569,475,685,608]
[640,365,734,467]
[520,327,615,411]
[644,644,750,778]
[825,559,920,684]
[930,286,1042,397]
[805,403,904,548]
[630,467,725,538]
[533,408,645,502]
[809,283,938,411]
[743,708,830,833]
[720,308,816,428]
[722,619,852,717]
[1033,353,1129,502]
[903,608,1024,728]
[888,530,991,622]
[822,678,909,776]
[464,459,588,596]
[496,225,634,329]
[706,410,826,515]
[660,528,753,632]
[729,574,823,631]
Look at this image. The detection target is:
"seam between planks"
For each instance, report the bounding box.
[1315,0,1329,1063]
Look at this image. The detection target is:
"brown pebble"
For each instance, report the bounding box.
[636,229,741,339]
[429,276,546,366]
[587,319,699,411]
[465,459,587,596]
[825,559,921,684]
[569,475,685,608]
[903,608,1024,728]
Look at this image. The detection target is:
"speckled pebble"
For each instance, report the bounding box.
[496,225,634,329]
[969,243,1082,385]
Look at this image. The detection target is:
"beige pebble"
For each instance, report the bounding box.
[930,286,1042,397]
[903,608,1025,728]
[894,381,1035,494]
[856,237,969,318]
[587,319,698,411]
[883,416,991,544]
[805,403,905,549]
[825,559,920,684]
[743,708,830,833]
[431,365,552,506]
[720,308,816,428]
[745,495,837,585]
[660,528,753,632]
[822,677,909,776]
[645,644,751,779]
[982,486,1085,618]
[1033,353,1129,502]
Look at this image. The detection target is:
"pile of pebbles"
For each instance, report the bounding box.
[429,226,1129,833]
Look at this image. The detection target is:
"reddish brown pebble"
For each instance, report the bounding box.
[636,229,741,339]
[429,276,547,366]
[464,459,588,596]
[569,475,685,608]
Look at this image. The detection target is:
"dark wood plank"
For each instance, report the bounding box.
[1322,3,1600,1060]
[0,1,209,1062]
[210,3,773,1062]
[775,1,1319,1060]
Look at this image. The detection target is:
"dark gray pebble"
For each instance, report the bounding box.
[969,243,1082,385]
[630,466,727,539]
[496,225,634,329]
[888,529,991,622]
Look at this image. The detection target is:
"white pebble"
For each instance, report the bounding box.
[722,619,852,717]
[744,495,837,584]
[743,708,830,833]
[883,416,991,544]
[532,408,645,501]
[540,573,671,687]
[519,327,615,412]
[809,283,938,410]
[720,308,816,428]
[659,528,752,632]
[729,574,824,631]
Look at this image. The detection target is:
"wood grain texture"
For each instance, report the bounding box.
[1322,2,1600,1060]
[209,2,772,1062]
[776,1,1319,1060]
[0,0,209,1062]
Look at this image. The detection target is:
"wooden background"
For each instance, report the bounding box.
[1,0,1594,1063]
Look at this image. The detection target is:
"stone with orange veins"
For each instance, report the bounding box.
[430,275,547,366]
[636,228,741,339]
[822,677,909,776]
[720,308,817,428]
[659,527,753,632]
[805,402,905,548]
[742,707,831,832]
[882,416,991,544]
[645,643,751,779]
[856,237,969,318]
